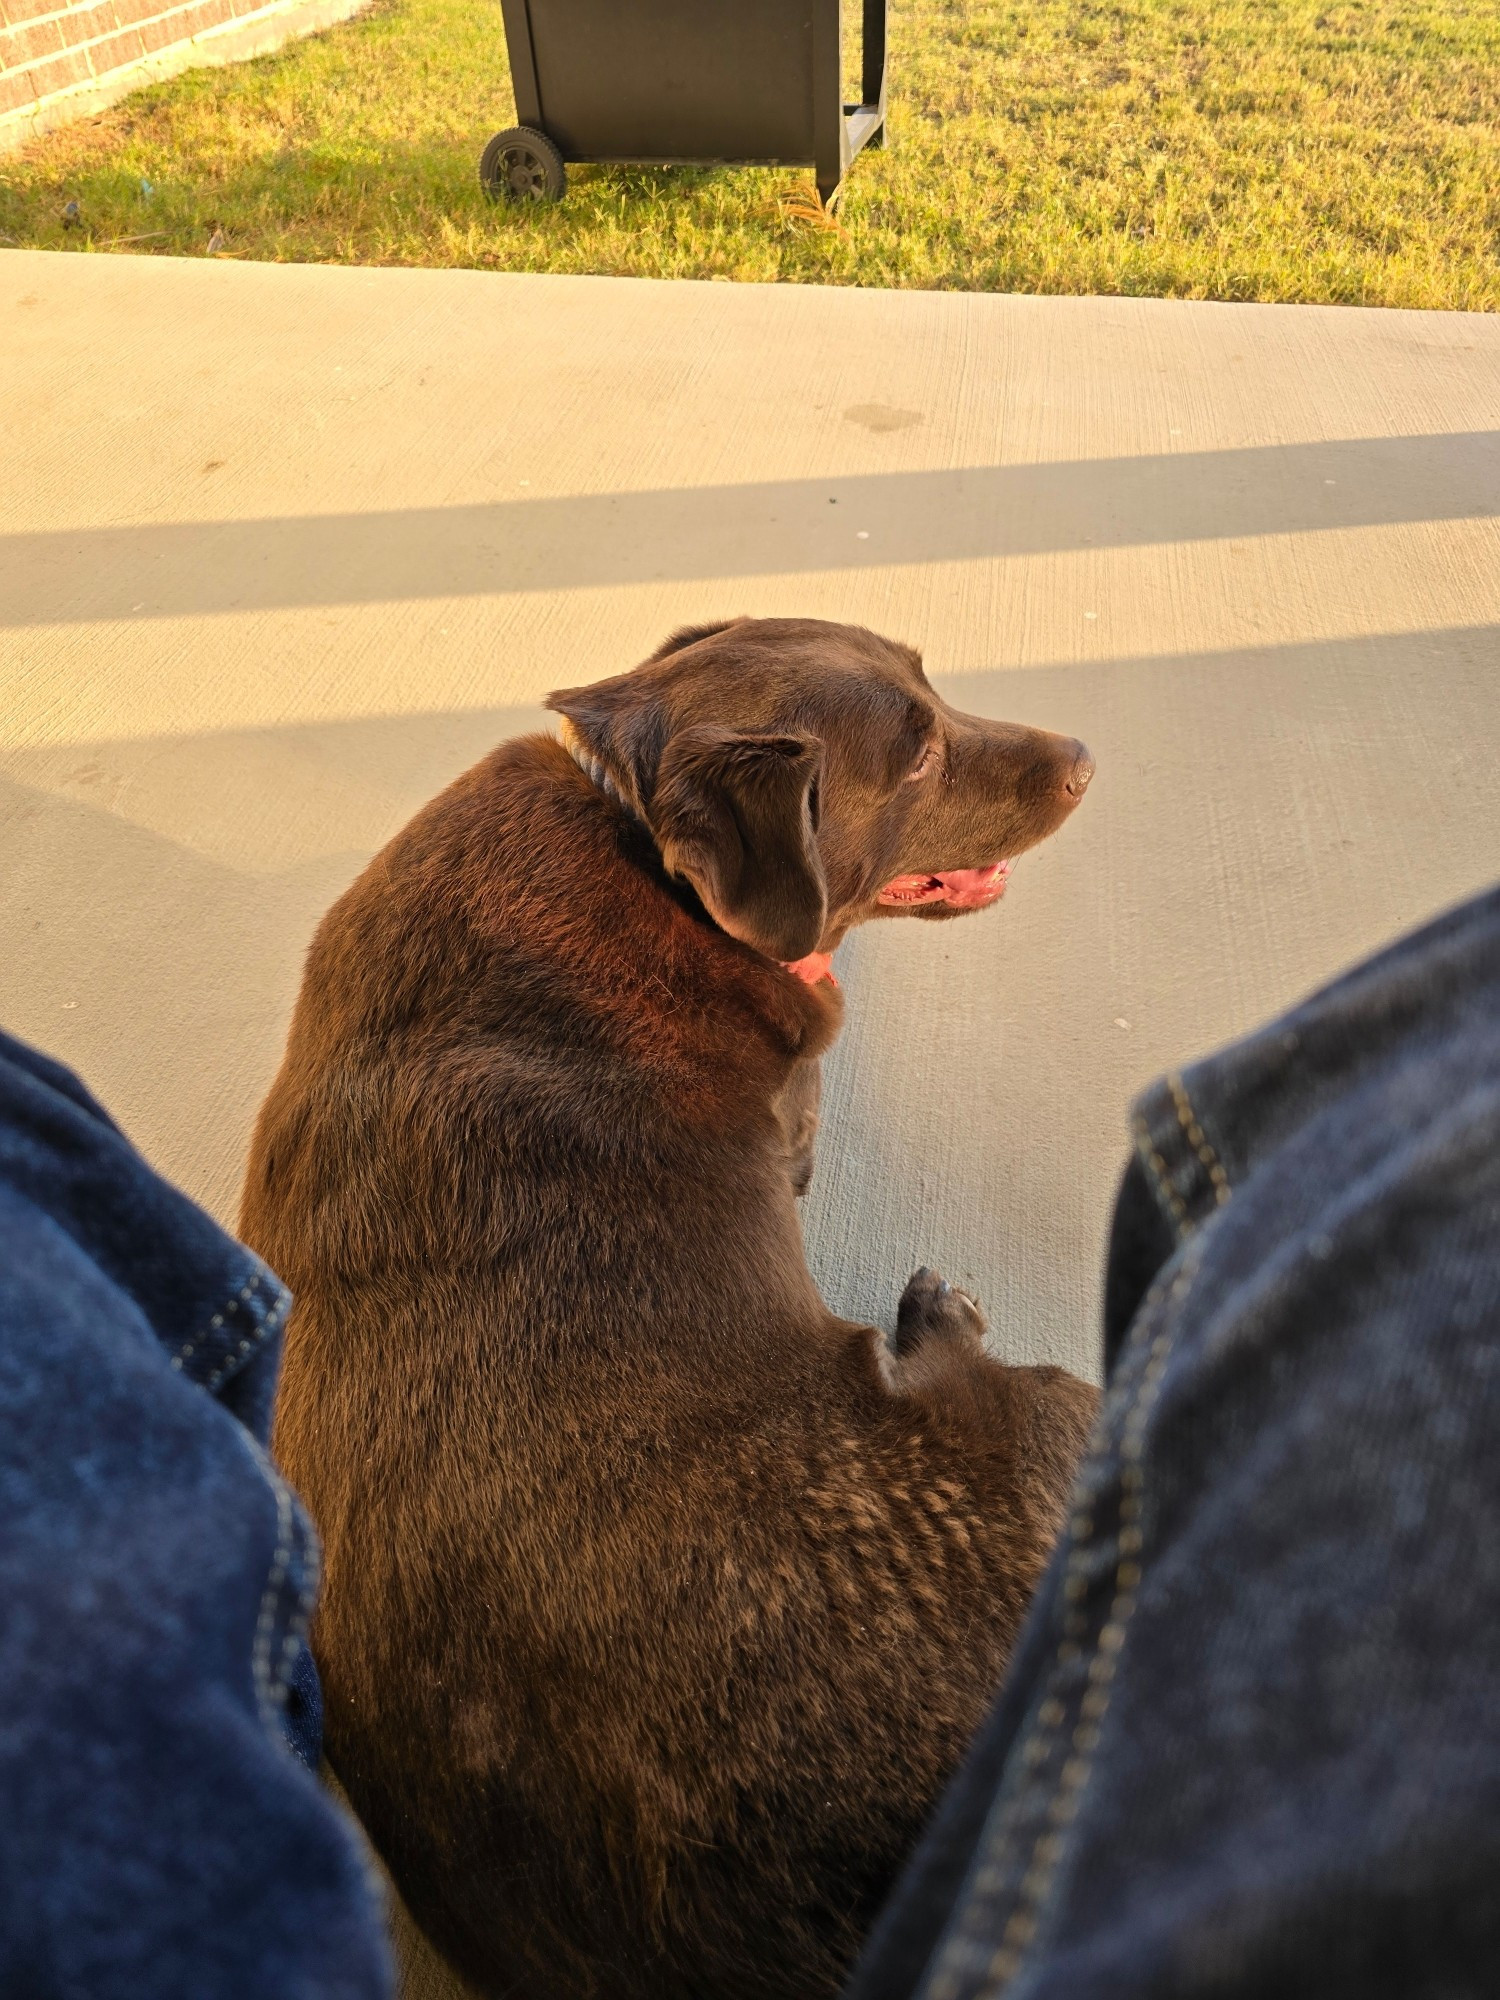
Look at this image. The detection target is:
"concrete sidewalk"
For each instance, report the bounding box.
[3,250,1498,1388]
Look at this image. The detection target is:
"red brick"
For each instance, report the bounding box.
[0,14,63,63]
[86,20,142,70]
[0,0,67,28]
[0,61,38,109]
[110,0,164,28]
[136,0,227,47]
[182,0,231,35]
[59,0,118,46]
[136,5,186,49]
[26,40,91,93]
[178,0,233,37]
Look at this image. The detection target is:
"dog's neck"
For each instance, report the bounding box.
[555,720,836,990]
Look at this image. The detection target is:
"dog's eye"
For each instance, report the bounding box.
[907,744,936,782]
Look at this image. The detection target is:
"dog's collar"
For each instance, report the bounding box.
[557,715,639,819]
[556,720,836,989]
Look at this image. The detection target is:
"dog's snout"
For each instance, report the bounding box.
[1063,744,1095,800]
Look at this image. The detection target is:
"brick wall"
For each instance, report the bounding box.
[0,0,366,147]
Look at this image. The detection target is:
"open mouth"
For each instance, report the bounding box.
[876,861,1011,911]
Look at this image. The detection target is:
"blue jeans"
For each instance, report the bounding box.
[4,885,1496,1998]
[0,1034,392,1999]
[847,881,1500,2000]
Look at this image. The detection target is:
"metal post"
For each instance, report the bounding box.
[812,0,846,207]
[861,0,886,116]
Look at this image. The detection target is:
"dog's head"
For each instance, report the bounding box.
[547,618,1092,967]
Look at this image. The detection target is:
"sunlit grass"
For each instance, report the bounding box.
[3,0,1497,306]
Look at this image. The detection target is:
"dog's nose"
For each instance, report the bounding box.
[1064,744,1095,799]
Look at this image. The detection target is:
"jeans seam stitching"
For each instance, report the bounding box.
[968,1244,1201,1998]
[252,1465,295,1719]
[1168,1072,1232,1209]
[204,1285,290,1394]
[1132,1112,1188,1237]
[239,1429,322,1730]
[170,1268,279,1373]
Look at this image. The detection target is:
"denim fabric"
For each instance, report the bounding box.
[8,876,1499,2000]
[848,883,1500,2000]
[0,1030,392,2000]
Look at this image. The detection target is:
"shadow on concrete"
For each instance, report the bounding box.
[0,704,551,1226]
[4,625,1498,1380]
[5,432,1497,626]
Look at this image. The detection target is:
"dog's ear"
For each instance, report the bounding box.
[646,618,746,662]
[650,726,827,963]
[547,624,754,804]
[546,673,666,814]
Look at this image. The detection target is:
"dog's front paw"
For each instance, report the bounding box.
[895,1266,987,1357]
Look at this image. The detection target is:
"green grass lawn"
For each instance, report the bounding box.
[3,0,1497,306]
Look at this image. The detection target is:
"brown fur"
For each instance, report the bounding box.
[241,618,1098,2000]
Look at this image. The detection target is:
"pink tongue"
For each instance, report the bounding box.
[935,865,1006,899]
[878,862,1010,909]
[783,951,838,987]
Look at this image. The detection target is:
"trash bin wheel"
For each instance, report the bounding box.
[480,126,567,203]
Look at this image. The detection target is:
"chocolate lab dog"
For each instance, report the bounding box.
[240,617,1097,2000]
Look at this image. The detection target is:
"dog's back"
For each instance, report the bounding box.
[244,624,1096,1998]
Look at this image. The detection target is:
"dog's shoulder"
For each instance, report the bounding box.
[275,733,840,1156]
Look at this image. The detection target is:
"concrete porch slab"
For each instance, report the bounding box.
[3,250,1498,1389]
